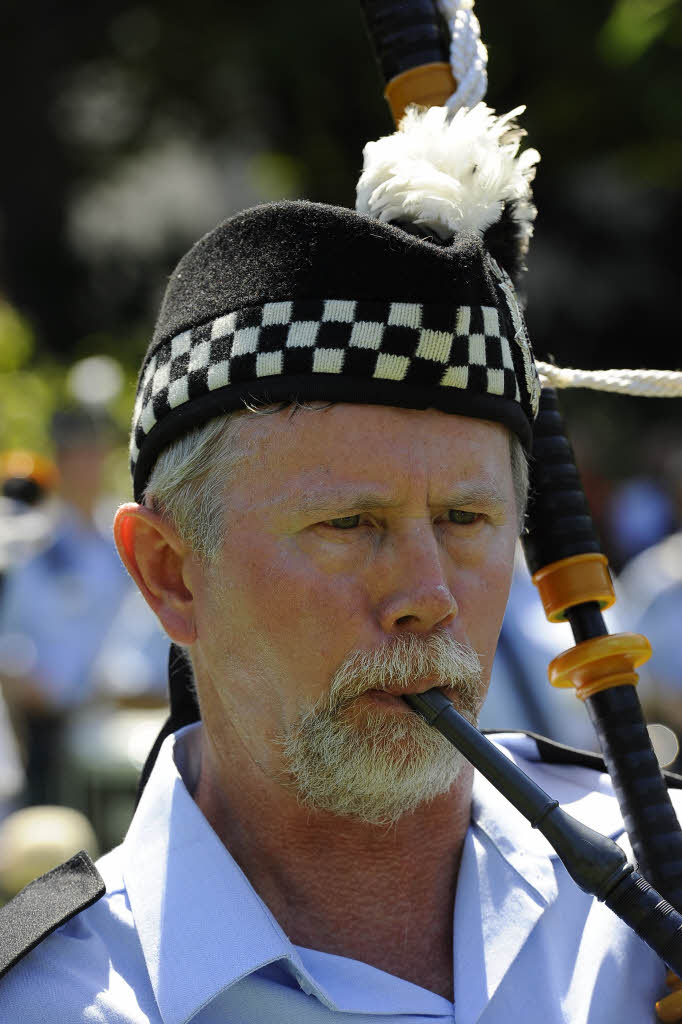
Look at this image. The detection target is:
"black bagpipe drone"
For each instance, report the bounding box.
[358,0,682,1016]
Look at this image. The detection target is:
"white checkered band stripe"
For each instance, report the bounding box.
[211,313,237,340]
[171,330,193,357]
[131,298,538,470]
[323,299,356,322]
[482,306,500,336]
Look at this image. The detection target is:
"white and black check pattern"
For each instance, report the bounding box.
[131,298,529,472]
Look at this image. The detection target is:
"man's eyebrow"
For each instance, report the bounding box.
[444,483,509,509]
[283,482,508,517]
[286,490,399,517]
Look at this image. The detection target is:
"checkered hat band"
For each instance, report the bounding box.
[131,298,536,489]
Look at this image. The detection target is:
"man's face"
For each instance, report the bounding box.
[188,403,518,819]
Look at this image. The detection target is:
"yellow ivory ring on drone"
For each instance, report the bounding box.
[548,633,653,701]
[384,62,457,123]
[531,552,616,623]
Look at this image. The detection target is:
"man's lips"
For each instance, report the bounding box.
[365,679,448,696]
[360,683,452,707]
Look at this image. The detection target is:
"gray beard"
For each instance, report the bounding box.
[281,632,483,825]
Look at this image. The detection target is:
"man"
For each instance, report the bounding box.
[0,408,128,804]
[0,105,677,1021]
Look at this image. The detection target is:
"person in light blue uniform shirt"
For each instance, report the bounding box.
[0,409,128,804]
[0,509,128,709]
[0,89,674,1022]
[1,720,673,1023]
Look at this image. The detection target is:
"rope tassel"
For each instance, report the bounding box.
[538,361,682,398]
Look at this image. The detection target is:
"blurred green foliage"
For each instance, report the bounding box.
[0,304,33,373]
[599,0,679,65]
[0,302,62,454]
[0,299,137,498]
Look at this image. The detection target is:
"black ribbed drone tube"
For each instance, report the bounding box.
[586,687,682,911]
[521,386,682,909]
[565,602,606,643]
[359,0,449,83]
[405,689,682,974]
[523,388,601,572]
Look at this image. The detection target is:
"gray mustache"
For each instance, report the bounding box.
[327,632,482,710]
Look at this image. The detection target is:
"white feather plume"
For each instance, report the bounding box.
[356,103,540,252]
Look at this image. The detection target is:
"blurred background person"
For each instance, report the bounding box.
[605,471,676,573]
[0,691,24,825]
[0,450,57,590]
[0,451,59,820]
[0,406,129,806]
[62,582,170,851]
[617,442,682,766]
[89,587,171,704]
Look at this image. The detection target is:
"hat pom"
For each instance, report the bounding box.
[356,103,540,282]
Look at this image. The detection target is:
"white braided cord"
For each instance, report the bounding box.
[436,0,488,111]
[536,361,682,397]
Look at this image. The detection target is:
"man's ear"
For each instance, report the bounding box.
[114,503,197,645]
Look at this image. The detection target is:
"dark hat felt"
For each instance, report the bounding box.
[130,199,540,500]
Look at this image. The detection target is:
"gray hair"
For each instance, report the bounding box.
[144,403,530,561]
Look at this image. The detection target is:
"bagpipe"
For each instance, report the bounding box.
[358,0,682,1017]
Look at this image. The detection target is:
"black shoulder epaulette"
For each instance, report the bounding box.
[483,729,682,789]
[0,850,105,981]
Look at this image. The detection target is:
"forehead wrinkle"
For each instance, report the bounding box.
[273,477,509,520]
[280,486,401,518]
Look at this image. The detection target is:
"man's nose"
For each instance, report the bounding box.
[374,525,458,634]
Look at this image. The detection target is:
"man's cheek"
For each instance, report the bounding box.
[247,546,362,619]
[457,569,512,649]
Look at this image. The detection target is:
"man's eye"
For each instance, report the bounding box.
[327,514,362,530]
[447,509,479,525]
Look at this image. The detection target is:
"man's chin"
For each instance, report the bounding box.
[281,687,475,824]
[334,699,457,768]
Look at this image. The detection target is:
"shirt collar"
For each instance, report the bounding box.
[122,724,327,1024]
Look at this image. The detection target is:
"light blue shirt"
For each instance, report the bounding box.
[0,723,673,1022]
[0,509,128,708]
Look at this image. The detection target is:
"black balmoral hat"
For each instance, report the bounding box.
[131,195,540,501]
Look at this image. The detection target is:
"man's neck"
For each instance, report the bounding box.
[194,726,473,1000]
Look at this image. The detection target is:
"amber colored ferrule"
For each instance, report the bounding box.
[531,552,616,624]
[384,62,457,123]
[548,633,653,701]
[656,972,682,1022]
